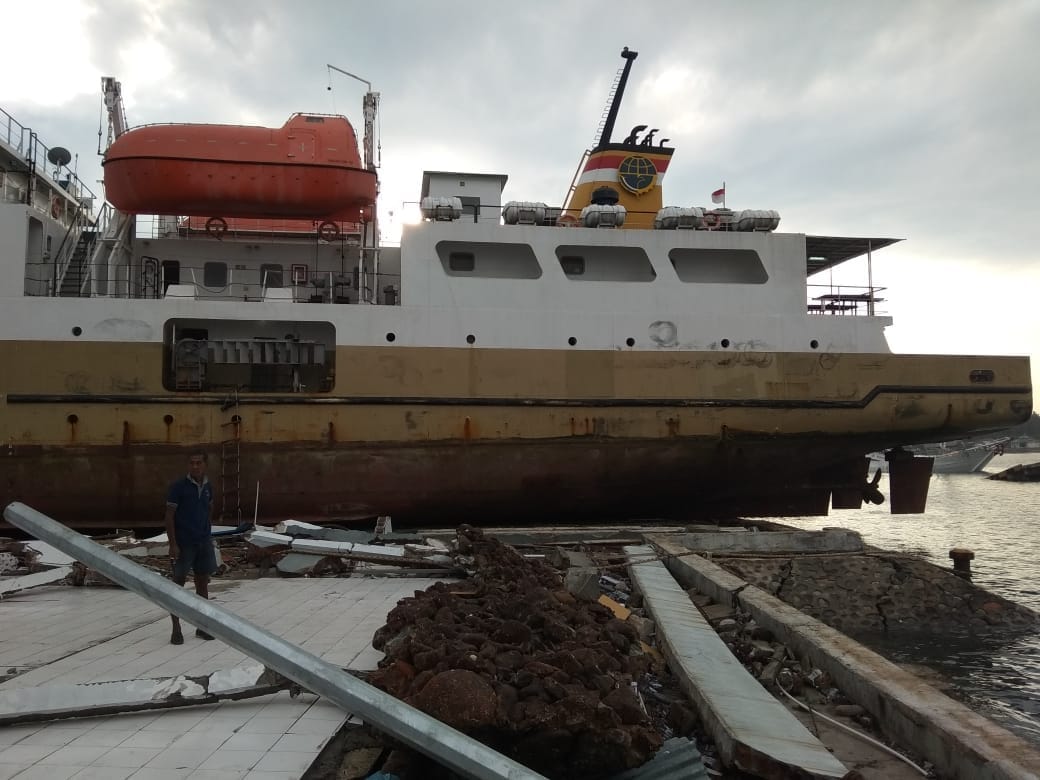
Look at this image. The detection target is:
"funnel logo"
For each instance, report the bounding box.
[618,155,657,195]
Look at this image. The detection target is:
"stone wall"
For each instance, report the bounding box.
[719,553,1038,637]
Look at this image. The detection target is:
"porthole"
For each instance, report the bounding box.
[810,339,819,349]
[386,332,396,343]
[466,334,476,345]
[568,337,577,346]
[71,326,82,336]
[625,337,635,347]
[720,338,730,348]
[163,414,174,425]
[66,414,79,424]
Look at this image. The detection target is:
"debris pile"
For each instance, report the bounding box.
[368,526,664,779]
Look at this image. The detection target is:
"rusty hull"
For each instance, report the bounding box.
[0,432,954,530]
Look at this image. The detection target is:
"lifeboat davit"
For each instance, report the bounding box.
[103,113,377,219]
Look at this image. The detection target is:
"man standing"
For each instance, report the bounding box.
[165,451,217,644]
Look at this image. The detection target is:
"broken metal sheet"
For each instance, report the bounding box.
[624,545,848,779]
[0,566,73,597]
[0,663,290,726]
[4,502,545,780]
[607,737,708,780]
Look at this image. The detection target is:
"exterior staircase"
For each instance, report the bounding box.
[58,229,97,297]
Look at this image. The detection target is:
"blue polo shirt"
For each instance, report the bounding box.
[167,476,213,546]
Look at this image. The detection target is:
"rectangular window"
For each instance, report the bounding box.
[668,248,768,284]
[559,256,585,275]
[261,263,284,288]
[448,252,475,272]
[437,241,542,279]
[203,261,228,288]
[555,245,655,281]
[291,263,308,284]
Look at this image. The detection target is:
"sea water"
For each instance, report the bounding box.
[777,452,1040,746]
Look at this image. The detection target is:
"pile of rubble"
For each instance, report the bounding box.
[367,526,668,779]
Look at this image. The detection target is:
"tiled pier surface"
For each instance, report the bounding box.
[0,577,441,779]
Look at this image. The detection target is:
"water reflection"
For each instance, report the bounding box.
[775,452,1040,745]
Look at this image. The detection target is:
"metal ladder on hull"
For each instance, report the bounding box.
[220,392,242,524]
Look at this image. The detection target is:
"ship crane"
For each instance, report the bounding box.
[326,64,380,172]
[101,77,129,150]
[326,64,381,303]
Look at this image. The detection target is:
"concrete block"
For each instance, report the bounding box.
[679,528,863,555]
[564,567,600,601]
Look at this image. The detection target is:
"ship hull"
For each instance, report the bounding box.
[0,338,1031,529]
[0,435,882,530]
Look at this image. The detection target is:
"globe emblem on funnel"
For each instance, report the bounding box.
[618,155,657,195]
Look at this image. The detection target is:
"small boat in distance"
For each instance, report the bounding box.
[870,439,1009,475]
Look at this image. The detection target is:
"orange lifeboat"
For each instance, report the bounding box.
[103,113,377,219]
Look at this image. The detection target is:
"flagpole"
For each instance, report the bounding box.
[723,180,726,209]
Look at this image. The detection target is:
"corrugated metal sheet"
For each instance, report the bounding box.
[608,737,709,780]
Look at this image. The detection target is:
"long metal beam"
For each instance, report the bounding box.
[3,502,545,780]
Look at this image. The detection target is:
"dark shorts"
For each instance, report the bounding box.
[172,542,218,580]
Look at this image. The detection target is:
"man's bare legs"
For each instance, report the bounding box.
[169,573,213,643]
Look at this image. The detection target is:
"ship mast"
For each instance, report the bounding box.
[595,47,639,148]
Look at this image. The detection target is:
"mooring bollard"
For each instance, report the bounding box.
[949,547,975,579]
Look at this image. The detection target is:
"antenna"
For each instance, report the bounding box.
[595,47,639,149]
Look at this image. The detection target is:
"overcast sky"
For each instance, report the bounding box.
[7,0,1040,392]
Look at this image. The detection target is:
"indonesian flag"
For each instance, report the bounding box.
[711,186,725,204]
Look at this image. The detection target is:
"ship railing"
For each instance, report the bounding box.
[151,265,402,305]
[0,105,100,214]
[806,284,887,316]
[132,213,365,243]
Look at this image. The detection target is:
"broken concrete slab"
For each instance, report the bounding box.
[564,567,600,601]
[0,663,290,726]
[248,530,453,569]
[276,552,329,575]
[0,566,72,597]
[679,528,863,555]
[700,603,735,623]
[547,547,596,570]
[662,549,1040,780]
[625,545,848,779]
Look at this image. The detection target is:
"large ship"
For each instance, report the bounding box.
[0,51,1031,529]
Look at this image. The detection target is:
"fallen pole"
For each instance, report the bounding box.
[3,502,545,780]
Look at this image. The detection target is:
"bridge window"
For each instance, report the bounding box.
[668,248,768,284]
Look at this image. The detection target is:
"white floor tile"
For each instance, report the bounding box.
[128,769,194,779]
[70,767,135,780]
[250,752,314,774]
[143,747,211,771]
[0,765,31,780]
[196,751,260,772]
[0,745,59,765]
[10,765,81,780]
[16,727,90,747]
[91,746,164,769]
[218,733,279,753]
[37,745,110,766]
